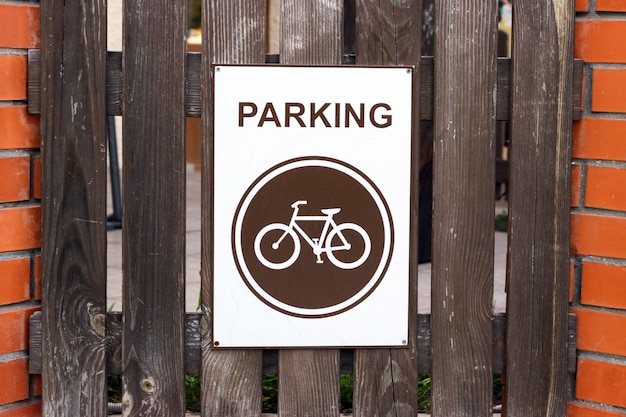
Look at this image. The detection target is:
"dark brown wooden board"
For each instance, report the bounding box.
[30,312,578,376]
[352,1,421,416]
[277,2,343,416]
[505,1,574,416]
[38,0,108,414]
[201,2,267,417]
[27,50,584,123]
[431,2,497,416]
[121,0,187,414]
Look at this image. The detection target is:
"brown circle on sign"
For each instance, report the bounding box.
[232,157,394,318]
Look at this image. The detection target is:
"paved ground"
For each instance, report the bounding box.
[106,166,508,313]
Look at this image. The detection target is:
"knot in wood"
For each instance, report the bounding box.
[89,313,106,337]
[122,393,132,416]
[140,376,156,394]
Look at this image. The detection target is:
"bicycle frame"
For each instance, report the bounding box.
[275,201,350,263]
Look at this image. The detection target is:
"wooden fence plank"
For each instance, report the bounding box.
[277,2,343,416]
[121,0,187,414]
[431,2,497,416]
[39,0,108,415]
[352,1,421,416]
[505,1,574,416]
[30,312,579,376]
[27,51,585,122]
[201,2,266,417]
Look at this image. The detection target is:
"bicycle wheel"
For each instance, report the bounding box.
[254,223,300,270]
[325,223,371,269]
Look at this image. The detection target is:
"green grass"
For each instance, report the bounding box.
[108,372,503,413]
[495,211,508,232]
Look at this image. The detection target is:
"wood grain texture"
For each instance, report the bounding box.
[431,2,497,416]
[30,312,579,376]
[276,2,342,416]
[281,0,343,66]
[121,0,187,415]
[28,51,585,122]
[201,2,266,417]
[39,0,108,414]
[352,1,421,416]
[505,1,574,416]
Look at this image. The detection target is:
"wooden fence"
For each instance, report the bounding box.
[28,0,579,416]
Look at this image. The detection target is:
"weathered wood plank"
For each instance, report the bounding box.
[39,0,108,415]
[352,1,421,416]
[277,2,343,416]
[29,312,578,376]
[121,0,187,414]
[201,2,266,417]
[27,51,585,122]
[431,2,497,416]
[505,1,574,416]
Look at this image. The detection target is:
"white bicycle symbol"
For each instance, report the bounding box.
[254,200,372,270]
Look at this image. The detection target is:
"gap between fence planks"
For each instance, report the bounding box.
[25,50,584,122]
[28,311,578,376]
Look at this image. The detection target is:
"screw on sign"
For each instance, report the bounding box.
[233,157,394,318]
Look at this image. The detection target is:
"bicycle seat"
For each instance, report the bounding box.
[321,208,341,215]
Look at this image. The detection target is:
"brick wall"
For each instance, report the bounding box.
[0,1,42,416]
[569,1,626,416]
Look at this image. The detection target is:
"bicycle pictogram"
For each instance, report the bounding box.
[254,200,371,270]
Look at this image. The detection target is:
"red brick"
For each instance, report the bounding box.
[0,55,27,101]
[32,155,41,200]
[33,254,41,301]
[586,166,626,211]
[0,4,40,49]
[571,163,582,207]
[0,156,31,203]
[0,403,42,417]
[0,258,30,306]
[573,118,626,161]
[575,0,589,12]
[573,307,626,356]
[568,402,626,417]
[0,106,41,150]
[575,20,626,63]
[592,69,626,113]
[581,261,626,309]
[597,0,626,12]
[0,206,41,252]
[571,213,626,258]
[0,357,29,405]
[31,374,41,397]
[0,307,39,355]
[576,358,626,409]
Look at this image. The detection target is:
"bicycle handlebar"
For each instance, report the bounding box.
[291,200,307,208]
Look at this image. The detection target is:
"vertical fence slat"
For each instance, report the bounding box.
[505,1,574,416]
[277,1,343,416]
[352,0,421,415]
[431,2,497,416]
[201,2,266,417]
[121,0,187,414]
[40,0,107,415]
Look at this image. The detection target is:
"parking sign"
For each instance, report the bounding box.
[212,65,413,347]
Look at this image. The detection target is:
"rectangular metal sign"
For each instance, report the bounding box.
[212,65,413,347]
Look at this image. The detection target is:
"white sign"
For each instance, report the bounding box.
[212,65,413,347]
